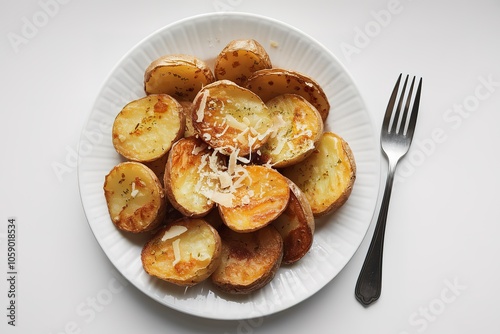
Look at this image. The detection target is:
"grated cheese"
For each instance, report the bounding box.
[172,239,181,266]
[130,182,139,198]
[235,127,250,144]
[236,155,250,164]
[269,115,287,138]
[241,195,250,205]
[227,148,238,174]
[161,225,188,241]
[196,90,209,122]
[192,143,207,155]
[225,114,248,131]
[215,124,230,138]
[200,188,234,207]
[271,137,287,155]
[218,171,232,189]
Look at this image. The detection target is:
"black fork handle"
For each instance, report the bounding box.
[355,161,396,306]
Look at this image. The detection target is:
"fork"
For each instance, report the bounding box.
[355,74,423,306]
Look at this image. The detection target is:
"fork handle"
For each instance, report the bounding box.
[355,163,396,306]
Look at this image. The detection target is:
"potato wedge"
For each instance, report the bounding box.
[144,54,215,101]
[214,39,272,86]
[112,94,185,162]
[192,80,273,157]
[211,225,283,294]
[272,178,315,264]
[164,137,225,217]
[246,68,330,121]
[257,94,323,168]
[281,132,356,217]
[141,218,222,286]
[218,165,290,232]
[104,161,166,233]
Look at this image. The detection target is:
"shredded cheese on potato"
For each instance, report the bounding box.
[172,239,182,266]
[196,90,209,122]
[130,181,139,198]
[189,144,257,208]
[161,225,188,241]
[225,114,249,131]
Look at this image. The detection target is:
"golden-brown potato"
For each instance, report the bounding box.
[246,68,330,121]
[256,94,324,168]
[214,39,272,86]
[103,161,166,233]
[141,218,222,286]
[112,94,185,162]
[218,165,290,232]
[272,178,315,264]
[164,137,225,217]
[281,132,356,217]
[192,80,273,157]
[211,225,283,294]
[144,54,215,101]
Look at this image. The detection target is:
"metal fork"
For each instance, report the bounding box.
[355,74,423,306]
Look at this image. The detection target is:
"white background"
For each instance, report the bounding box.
[1,0,499,333]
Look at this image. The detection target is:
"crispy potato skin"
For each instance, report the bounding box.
[211,225,283,294]
[281,132,356,217]
[164,137,224,217]
[192,80,273,156]
[103,161,166,233]
[257,94,324,168]
[144,54,215,101]
[272,179,315,264]
[141,218,222,286]
[219,165,290,232]
[112,94,185,162]
[214,39,272,86]
[246,68,330,121]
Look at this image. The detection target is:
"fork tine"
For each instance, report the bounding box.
[405,77,422,139]
[400,76,416,135]
[382,73,402,132]
[390,74,409,134]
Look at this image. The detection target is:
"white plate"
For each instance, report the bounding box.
[78,12,380,320]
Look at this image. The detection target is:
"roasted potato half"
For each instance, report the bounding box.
[144,54,215,101]
[104,161,166,233]
[246,68,330,121]
[272,178,315,264]
[211,225,283,294]
[257,94,324,168]
[214,39,272,86]
[164,137,225,217]
[218,165,290,232]
[282,132,356,217]
[112,94,185,162]
[141,218,222,286]
[192,80,273,157]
